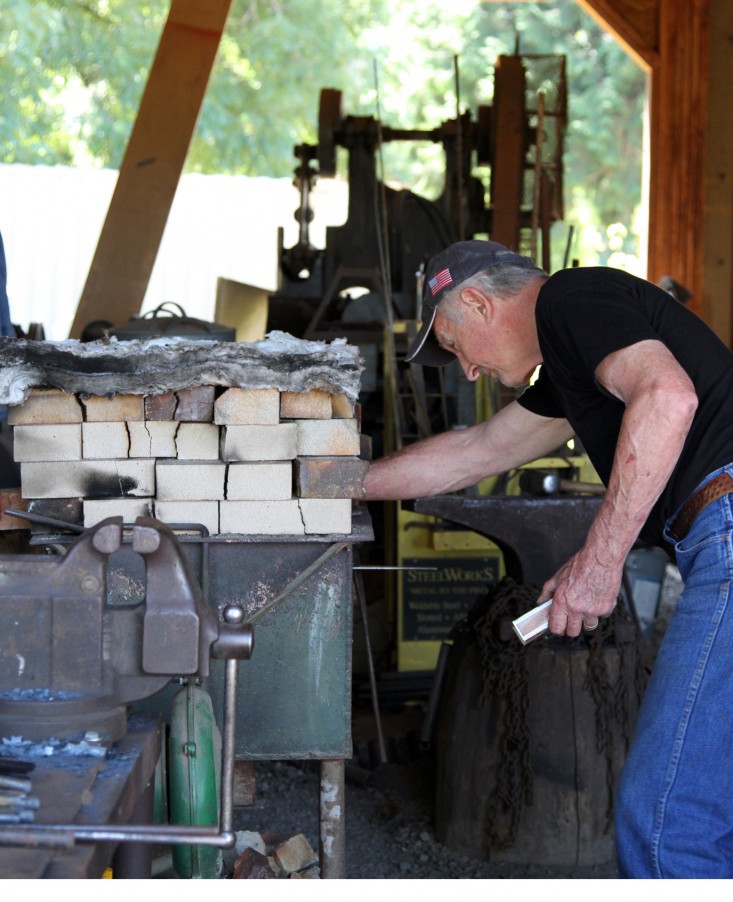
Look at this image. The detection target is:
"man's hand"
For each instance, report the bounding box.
[539,547,621,637]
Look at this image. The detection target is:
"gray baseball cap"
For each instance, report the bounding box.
[406,240,535,366]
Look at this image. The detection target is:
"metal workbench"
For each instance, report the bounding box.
[0,715,161,879]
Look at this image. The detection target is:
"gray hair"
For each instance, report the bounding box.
[438,263,548,322]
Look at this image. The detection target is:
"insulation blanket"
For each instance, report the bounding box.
[0,331,364,406]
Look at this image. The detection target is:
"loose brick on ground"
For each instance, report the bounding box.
[156,461,227,501]
[82,422,130,459]
[215,388,280,425]
[81,394,144,422]
[273,834,318,875]
[296,419,360,456]
[280,390,331,420]
[220,424,297,461]
[13,424,82,462]
[226,462,292,500]
[8,388,83,425]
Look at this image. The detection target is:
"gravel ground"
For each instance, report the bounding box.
[230,755,619,880]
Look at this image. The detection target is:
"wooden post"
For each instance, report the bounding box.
[69,0,233,339]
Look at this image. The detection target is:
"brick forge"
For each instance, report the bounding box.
[11,386,369,536]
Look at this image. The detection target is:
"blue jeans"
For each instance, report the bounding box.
[615,462,733,877]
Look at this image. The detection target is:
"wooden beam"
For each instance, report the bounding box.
[646,0,710,315]
[575,0,658,68]
[69,0,233,339]
[700,0,733,346]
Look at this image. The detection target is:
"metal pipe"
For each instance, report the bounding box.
[319,759,346,879]
[219,657,238,834]
[0,822,235,847]
[419,641,451,749]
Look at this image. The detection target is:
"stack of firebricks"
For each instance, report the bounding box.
[9,385,368,536]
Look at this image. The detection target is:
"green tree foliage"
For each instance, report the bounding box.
[0,0,645,265]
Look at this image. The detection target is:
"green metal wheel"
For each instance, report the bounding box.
[168,683,222,879]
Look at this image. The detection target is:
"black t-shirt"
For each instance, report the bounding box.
[517,266,733,546]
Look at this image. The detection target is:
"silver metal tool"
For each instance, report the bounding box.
[512,598,553,645]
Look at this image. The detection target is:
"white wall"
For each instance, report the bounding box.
[0,164,347,340]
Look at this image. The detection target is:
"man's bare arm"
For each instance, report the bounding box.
[543,339,698,636]
[362,400,574,500]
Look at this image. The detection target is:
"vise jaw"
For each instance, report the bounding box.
[0,517,253,742]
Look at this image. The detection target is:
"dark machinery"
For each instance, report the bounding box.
[269,53,567,343]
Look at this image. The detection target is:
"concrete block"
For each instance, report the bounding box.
[299,499,352,534]
[8,388,82,425]
[154,500,219,535]
[13,424,82,462]
[220,424,297,461]
[175,423,220,460]
[280,390,331,420]
[82,422,130,459]
[21,459,155,499]
[227,462,292,500]
[214,388,280,425]
[175,386,215,422]
[156,461,226,501]
[294,457,369,498]
[144,391,177,420]
[296,419,360,456]
[219,500,305,535]
[127,420,178,458]
[81,394,144,422]
[83,497,154,528]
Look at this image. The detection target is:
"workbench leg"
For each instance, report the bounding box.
[112,772,155,879]
[319,759,345,879]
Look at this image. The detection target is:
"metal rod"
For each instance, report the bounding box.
[319,760,346,879]
[3,509,84,534]
[0,823,235,847]
[531,92,546,265]
[454,54,466,240]
[219,658,238,834]
[247,542,347,625]
[419,641,451,749]
[0,776,32,794]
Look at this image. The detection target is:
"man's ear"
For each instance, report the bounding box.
[460,287,493,320]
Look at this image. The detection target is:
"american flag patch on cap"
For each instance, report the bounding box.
[428,268,453,296]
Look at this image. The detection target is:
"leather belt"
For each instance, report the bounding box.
[667,471,733,542]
